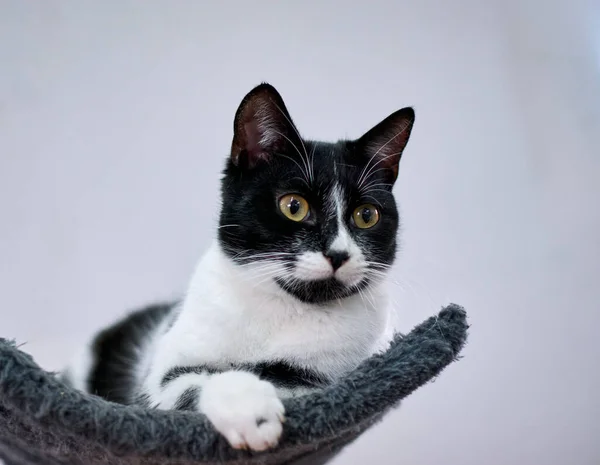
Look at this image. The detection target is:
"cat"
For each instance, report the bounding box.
[61,83,415,452]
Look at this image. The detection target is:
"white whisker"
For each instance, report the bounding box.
[274,103,313,185]
[274,151,311,188]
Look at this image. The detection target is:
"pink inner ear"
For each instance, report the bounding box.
[373,122,412,163]
[244,120,261,154]
[244,120,269,161]
[366,137,401,166]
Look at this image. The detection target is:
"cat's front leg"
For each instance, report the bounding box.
[147,369,285,451]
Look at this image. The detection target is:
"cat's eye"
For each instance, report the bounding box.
[352,204,380,229]
[279,194,310,222]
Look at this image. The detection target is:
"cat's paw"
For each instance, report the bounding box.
[199,371,285,451]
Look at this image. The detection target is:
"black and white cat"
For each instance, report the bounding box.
[62,83,415,452]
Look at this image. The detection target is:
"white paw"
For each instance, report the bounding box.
[199,371,285,451]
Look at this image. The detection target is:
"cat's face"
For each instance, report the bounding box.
[218,84,414,304]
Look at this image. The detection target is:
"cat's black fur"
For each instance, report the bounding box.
[83,303,174,404]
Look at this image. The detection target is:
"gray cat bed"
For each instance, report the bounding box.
[0,304,468,465]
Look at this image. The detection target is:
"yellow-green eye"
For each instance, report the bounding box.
[279,194,310,222]
[353,204,380,229]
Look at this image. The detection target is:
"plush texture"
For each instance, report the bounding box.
[0,304,468,465]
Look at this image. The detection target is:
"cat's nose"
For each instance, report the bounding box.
[324,251,350,271]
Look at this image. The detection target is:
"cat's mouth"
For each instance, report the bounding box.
[232,250,380,304]
[274,276,368,304]
[263,250,372,303]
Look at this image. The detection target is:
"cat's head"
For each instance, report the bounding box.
[218,84,414,304]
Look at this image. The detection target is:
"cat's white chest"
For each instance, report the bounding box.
[155,242,391,380]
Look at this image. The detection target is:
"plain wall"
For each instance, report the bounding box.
[1,1,599,464]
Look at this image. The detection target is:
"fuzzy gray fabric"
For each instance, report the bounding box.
[0,304,468,465]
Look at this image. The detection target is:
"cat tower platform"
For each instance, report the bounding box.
[0,304,468,465]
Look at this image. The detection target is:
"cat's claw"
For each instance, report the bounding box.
[199,371,285,451]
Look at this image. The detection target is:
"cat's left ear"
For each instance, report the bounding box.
[356,107,415,182]
[230,83,301,169]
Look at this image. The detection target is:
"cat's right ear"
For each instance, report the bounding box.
[230,83,299,169]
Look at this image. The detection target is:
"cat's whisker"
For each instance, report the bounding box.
[362,195,383,208]
[309,142,317,185]
[271,127,311,185]
[243,273,281,285]
[365,274,389,284]
[290,176,309,185]
[248,264,284,276]
[235,251,295,257]
[356,288,368,310]
[237,262,290,272]
[274,152,311,188]
[358,165,398,190]
[247,268,285,287]
[361,181,393,191]
[362,188,394,197]
[235,255,293,263]
[367,261,393,270]
[271,129,306,169]
[236,261,288,269]
[273,103,313,185]
[363,287,377,309]
[234,251,295,262]
[360,185,393,197]
[241,257,288,266]
[367,263,392,270]
[361,186,393,197]
[251,274,282,288]
[240,264,287,276]
[364,269,387,278]
[240,262,283,272]
[291,264,327,273]
[358,149,403,189]
[358,152,402,191]
[250,277,278,289]
[366,266,394,277]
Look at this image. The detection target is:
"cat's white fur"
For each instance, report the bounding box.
[69,184,394,451]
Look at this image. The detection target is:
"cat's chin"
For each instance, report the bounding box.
[274,277,369,305]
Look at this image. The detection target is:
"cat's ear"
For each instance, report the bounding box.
[356,107,415,182]
[230,83,300,169]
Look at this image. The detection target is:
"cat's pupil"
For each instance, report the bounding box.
[362,207,372,223]
[289,199,300,215]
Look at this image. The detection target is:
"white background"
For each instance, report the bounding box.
[1,1,599,464]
